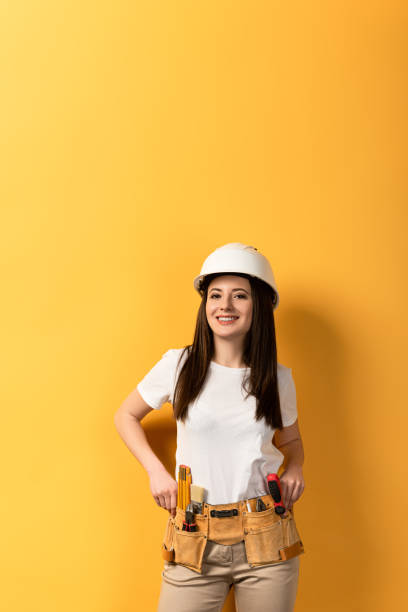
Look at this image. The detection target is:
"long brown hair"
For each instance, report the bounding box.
[173,272,284,430]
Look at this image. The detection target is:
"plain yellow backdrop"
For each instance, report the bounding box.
[1,1,407,611]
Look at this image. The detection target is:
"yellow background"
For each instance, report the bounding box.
[1,1,407,610]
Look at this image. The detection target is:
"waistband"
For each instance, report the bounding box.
[202,493,277,515]
[175,493,294,525]
[172,492,298,551]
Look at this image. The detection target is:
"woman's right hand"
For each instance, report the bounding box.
[149,466,178,517]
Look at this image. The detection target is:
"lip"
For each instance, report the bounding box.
[216,316,240,325]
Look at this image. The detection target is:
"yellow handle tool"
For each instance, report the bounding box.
[178,465,192,511]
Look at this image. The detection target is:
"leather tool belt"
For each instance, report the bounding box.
[161,493,305,574]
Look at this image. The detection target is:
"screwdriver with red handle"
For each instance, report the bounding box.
[266,473,287,515]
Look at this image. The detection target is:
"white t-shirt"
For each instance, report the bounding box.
[136,348,298,505]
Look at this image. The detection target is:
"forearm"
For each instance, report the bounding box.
[114,412,166,475]
[279,438,304,470]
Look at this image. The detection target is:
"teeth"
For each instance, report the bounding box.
[218,317,238,321]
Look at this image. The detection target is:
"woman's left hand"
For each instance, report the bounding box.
[279,465,305,510]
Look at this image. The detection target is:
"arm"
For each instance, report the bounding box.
[273,419,305,509]
[114,388,178,516]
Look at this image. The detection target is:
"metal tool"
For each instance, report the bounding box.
[256,497,267,511]
[183,502,198,531]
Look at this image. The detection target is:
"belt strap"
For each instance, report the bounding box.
[210,509,239,518]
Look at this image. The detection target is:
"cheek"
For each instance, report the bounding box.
[243,303,253,316]
[245,306,253,324]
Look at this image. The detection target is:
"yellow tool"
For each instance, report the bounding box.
[177,465,192,510]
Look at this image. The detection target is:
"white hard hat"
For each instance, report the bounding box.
[193,242,279,309]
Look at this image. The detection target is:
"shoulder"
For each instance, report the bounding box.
[277,361,292,376]
[277,362,293,387]
[163,346,191,369]
[165,347,186,356]
[165,347,190,360]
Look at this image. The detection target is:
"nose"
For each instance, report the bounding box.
[218,296,235,312]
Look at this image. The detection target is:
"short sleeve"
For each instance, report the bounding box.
[279,368,298,427]
[136,349,177,410]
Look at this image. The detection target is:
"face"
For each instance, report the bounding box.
[205,275,253,338]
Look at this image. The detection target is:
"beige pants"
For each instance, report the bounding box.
[157,538,300,612]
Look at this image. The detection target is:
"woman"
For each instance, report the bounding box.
[114,242,306,612]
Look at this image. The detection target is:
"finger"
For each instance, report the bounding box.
[279,480,288,506]
[288,483,300,508]
[157,494,165,509]
[287,496,293,509]
[163,493,170,513]
[285,483,295,508]
[280,481,288,505]
[171,491,177,517]
[154,497,162,509]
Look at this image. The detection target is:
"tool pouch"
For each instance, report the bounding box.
[161,508,209,574]
[161,499,305,572]
[280,507,305,561]
[243,506,305,567]
[161,514,176,562]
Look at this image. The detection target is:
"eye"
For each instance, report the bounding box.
[209,293,247,299]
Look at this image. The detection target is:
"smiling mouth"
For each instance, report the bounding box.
[216,316,239,324]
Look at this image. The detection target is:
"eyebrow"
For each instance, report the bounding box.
[209,287,249,293]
